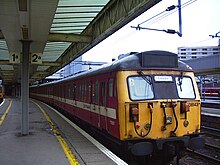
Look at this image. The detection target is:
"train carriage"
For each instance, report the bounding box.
[0,85,3,102]
[30,50,204,164]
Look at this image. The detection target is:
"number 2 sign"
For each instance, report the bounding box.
[31,53,42,64]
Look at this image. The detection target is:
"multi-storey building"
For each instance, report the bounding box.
[178,46,220,60]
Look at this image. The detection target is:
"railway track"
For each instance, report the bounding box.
[205,143,220,153]
[201,115,220,130]
[201,126,220,138]
[177,114,220,165]
[186,147,220,165]
[185,132,220,165]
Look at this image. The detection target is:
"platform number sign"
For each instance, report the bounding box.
[9,52,20,63]
[31,53,42,64]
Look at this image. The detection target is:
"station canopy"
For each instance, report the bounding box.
[0,0,161,85]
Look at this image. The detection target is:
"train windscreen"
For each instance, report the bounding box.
[175,76,195,99]
[127,75,195,100]
[127,76,154,100]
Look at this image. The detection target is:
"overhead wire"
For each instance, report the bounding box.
[111,0,198,45]
[139,0,197,27]
[131,0,198,37]
[108,0,200,48]
[183,38,213,47]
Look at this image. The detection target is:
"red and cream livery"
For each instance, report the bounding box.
[30,50,204,164]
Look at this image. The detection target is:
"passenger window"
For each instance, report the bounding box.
[95,80,99,104]
[92,80,99,104]
[68,85,71,99]
[83,82,87,101]
[88,82,91,103]
[75,84,79,100]
[79,84,82,100]
[101,82,106,106]
[109,78,113,97]
[73,84,76,100]
[92,83,95,103]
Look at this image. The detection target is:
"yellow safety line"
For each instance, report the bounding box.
[0,99,12,126]
[33,101,80,165]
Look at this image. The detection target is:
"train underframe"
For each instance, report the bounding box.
[126,134,204,165]
[52,103,204,165]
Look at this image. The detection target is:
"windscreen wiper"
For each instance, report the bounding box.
[137,70,152,85]
[177,72,183,91]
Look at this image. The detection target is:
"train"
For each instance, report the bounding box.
[30,50,204,164]
[197,79,220,97]
[202,87,220,97]
[0,85,3,102]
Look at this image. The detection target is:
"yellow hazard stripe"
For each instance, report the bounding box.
[33,101,80,165]
[0,99,12,126]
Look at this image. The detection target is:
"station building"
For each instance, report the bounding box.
[46,56,107,81]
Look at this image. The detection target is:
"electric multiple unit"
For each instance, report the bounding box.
[30,50,204,164]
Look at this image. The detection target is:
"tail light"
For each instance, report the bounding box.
[180,102,190,113]
[129,104,139,122]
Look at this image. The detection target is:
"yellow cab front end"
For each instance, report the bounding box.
[117,70,203,147]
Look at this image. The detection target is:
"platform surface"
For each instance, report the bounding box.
[201,107,220,117]
[201,98,220,104]
[0,98,125,165]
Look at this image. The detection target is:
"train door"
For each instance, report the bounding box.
[48,85,52,104]
[90,80,100,128]
[58,85,61,105]
[106,76,119,137]
[51,85,55,106]
[88,81,92,124]
[100,81,108,131]
[72,83,76,106]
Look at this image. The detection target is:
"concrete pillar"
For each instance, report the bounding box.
[21,40,31,135]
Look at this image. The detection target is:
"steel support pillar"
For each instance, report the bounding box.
[21,40,31,135]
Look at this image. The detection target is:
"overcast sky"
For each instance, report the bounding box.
[82,0,220,62]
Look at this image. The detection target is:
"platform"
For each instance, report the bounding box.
[0,98,127,165]
[201,99,220,104]
[201,98,220,109]
[201,107,220,117]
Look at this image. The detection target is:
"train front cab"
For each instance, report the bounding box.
[117,70,205,164]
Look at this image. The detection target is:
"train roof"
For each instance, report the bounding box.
[31,50,192,87]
